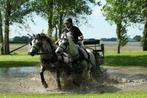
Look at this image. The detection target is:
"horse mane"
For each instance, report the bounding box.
[38,33,56,51]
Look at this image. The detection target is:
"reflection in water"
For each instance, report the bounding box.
[0,67,39,77]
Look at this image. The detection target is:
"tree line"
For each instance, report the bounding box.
[101,35,142,42]
[10,36,30,43]
[0,0,96,55]
[10,34,141,43]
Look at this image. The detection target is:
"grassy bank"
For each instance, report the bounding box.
[0,91,147,98]
[105,51,147,67]
[0,52,39,68]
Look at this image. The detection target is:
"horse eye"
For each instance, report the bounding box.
[37,40,42,46]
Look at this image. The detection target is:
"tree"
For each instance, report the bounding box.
[32,0,96,38]
[102,0,129,54]
[133,35,142,42]
[127,0,147,50]
[32,0,54,37]
[0,11,4,54]
[0,0,4,54]
[12,36,30,43]
[0,0,33,54]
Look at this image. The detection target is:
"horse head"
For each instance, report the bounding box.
[55,32,79,57]
[55,32,69,54]
[28,33,55,56]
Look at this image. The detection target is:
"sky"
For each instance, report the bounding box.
[10,0,144,39]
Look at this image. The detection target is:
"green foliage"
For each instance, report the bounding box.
[127,0,147,23]
[102,0,130,24]
[127,0,147,50]
[32,0,96,37]
[0,0,33,25]
[32,0,94,19]
[11,36,30,43]
[133,35,142,42]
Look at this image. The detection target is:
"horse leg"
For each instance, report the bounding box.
[40,66,48,88]
[56,69,62,90]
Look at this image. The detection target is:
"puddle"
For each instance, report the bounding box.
[0,67,39,77]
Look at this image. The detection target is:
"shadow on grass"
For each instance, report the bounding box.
[0,61,39,68]
[105,55,147,67]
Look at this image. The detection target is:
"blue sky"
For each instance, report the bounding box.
[10,0,143,39]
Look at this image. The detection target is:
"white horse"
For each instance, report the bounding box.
[56,32,102,83]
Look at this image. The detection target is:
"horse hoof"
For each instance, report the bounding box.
[42,81,48,88]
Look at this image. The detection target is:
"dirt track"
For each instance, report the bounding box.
[0,66,147,94]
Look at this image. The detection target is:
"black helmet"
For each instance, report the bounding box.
[65,18,72,24]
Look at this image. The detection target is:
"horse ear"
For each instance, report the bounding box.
[27,34,33,40]
[40,33,46,38]
[38,34,44,40]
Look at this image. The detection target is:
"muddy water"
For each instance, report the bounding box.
[0,66,147,93]
[103,66,147,92]
[105,66,147,82]
[0,66,59,93]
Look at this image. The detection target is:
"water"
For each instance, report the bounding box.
[0,67,39,77]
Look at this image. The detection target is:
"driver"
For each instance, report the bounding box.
[62,18,84,44]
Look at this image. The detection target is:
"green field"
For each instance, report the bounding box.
[105,51,147,67]
[0,52,39,67]
[0,44,39,67]
[0,91,147,98]
[0,51,147,67]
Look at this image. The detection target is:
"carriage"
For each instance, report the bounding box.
[83,39,104,65]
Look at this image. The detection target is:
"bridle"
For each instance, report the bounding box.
[30,37,54,55]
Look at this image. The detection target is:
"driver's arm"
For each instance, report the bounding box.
[77,28,84,41]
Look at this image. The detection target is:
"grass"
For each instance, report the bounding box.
[0,51,147,67]
[0,91,147,98]
[105,51,147,67]
[0,42,147,67]
[0,52,39,68]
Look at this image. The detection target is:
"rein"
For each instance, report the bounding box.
[9,43,28,53]
[36,52,50,55]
